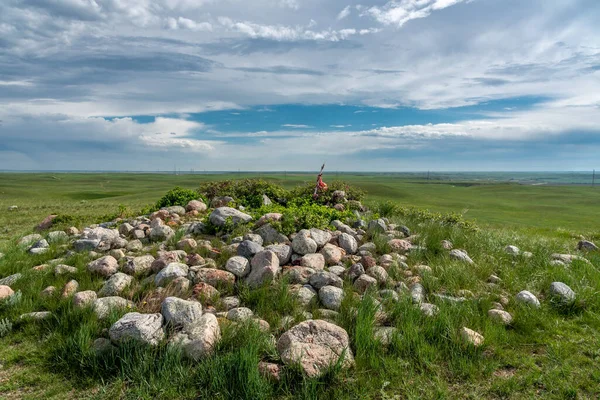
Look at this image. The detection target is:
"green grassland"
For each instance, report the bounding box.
[0,173,599,399]
[1,173,599,245]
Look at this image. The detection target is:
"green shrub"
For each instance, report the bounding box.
[272,201,354,235]
[198,179,287,208]
[155,187,200,209]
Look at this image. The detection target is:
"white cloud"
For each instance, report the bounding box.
[165,17,212,31]
[337,5,351,20]
[282,124,314,128]
[364,0,470,27]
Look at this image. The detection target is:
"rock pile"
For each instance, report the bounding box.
[0,194,592,378]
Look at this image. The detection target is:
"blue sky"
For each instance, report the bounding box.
[0,0,599,171]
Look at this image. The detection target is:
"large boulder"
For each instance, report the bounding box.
[237,240,264,259]
[150,225,175,242]
[246,250,281,288]
[338,233,358,254]
[122,255,155,275]
[309,228,332,248]
[265,244,292,265]
[309,271,343,290]
[292,230,317,255]
[209,207,253,227]
[577,240,598,251]
[255,224,288,245]
[186,200,207,212]
[548,282,576,304]
[109,312,165,346]
[318,286,344,310]
[193,268,236,287]
[516,290,540,308]
[320,244,344,265]
[277,320,354,377]
[170,313,220,360]
[98,273,133,297]
[155,263,189,287]
[93,296,134,319]
[301,253,326,270]
[449,249,474,264]
[87,256,119,277]
[225,256,251,278]
[82,227,119,243]
[161,297,203,328]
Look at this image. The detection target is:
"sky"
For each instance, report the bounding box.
[0,0,599,171]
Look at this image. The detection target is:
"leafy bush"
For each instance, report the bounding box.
[272,201,355,235]
[198,179,287,208]
[287,180,366,206]
[155,187,200,209]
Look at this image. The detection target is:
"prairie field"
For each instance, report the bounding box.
[0,173,599,399]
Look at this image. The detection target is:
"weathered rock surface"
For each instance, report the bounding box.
[209,207,253,227]
[246,250,280,288]
[109,312,165,346]
[161,297,203,328]
[170,313,221,360]
[277,320,354,377]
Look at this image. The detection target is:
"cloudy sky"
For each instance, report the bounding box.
[1,0,599,171]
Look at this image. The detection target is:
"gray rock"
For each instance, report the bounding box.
[226,307,254,322]
[109,312,164,346]
[410,283,425,304]
[82,227,119,243]
[318,286,344,310]
[126,239,144,252]
[331,220,357,235]
[368,219,387,233]
[265,244,292,265]
[209,207,253,227]
[346,263,365,281]
[87,256,119,277]
[374,326,397,346]
[123,255,155,275]
[309,228,332,248]
[93,296,134,319]
[237,240,264,259]
[338,233,358,254]
[74,239,100,252]
[301,253,326,270]
[18,234,43,247]
[449,249,474,264]
[170,313,220,360]
[255,224,288,245]
[328,265,346,276]
[220,296,240,310]
[246,250,280,288]
[488,309,513,325]
[551,253,591,265]
[225,256,251,278]
[155,263,189,287]
[309,271,343,290]
[292,285,317,307]
[161,297,203,328]
[186,200,207,212]
[504,245,520,256]
[515,290,540,308]
[292,230,318,255]
[92,338,114,355]
[150,225,175,242]
[578,240,598,251]
[419,303,439,317]
[98,273,133,297]
[243,233,264,246]
[19,311,52,321]
[28,247,49,255]
[0,273,23,286]
[164,206,186,216]
[320,244,344,265]
[549,282,576,304]
[379,289,399,301]
[366,266,389,284]
[277,319,354,377]
[353,273,377,294]
[54,264,78,275]
[73,290,97,308]
[284,266,315,284]
[48,231,68,243]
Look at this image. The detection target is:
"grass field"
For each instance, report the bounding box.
[1,173,599,245]
[0,173,599,399]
